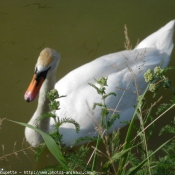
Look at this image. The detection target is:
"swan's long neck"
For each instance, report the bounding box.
[25,72,56,147]
[32,73,56,128]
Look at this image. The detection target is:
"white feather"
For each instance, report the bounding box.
[25,20,175,147]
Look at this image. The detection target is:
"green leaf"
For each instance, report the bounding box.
[71,136,97,147]
[101,108,109,117]
[38,112,56,121]
[7,119,69,171]
[103,145,136,170]
[117,86,149,174]
[103,92,116,99]
[35,143,46,162]
[58,117,80,133]
[92,102,103,109]
[107,114,120,129]
[49,100,60,111]
[126,137,175,175]
[88,83,101,94]
[96,77,108,87]
[47,89,59,101]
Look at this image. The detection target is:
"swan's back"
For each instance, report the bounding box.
[54,20,175,146]
[135,20,174,57]
[55,20,175,96]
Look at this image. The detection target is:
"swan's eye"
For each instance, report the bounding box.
[35,67,51,81]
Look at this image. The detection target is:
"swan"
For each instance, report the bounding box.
[24,20,175,147]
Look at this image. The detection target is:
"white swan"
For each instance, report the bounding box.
[24,20,175,147]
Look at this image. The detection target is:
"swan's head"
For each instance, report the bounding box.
[24,48,60,102]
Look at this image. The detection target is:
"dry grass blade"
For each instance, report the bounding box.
[0,143,35,163]
[13,141,17,153]
[22,150,33,161]
[0,118,6,130]
[2,144,4,156]
[13,152,21,162]
[134,103,175,141]
[124,24,132,50]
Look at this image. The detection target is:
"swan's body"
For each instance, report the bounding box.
[25,20,175,147]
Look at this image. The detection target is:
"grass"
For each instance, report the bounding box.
[0,25,175,174]
[3,66,175,175]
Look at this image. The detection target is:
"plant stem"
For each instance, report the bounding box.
[91,133,101,171]
[91,84,108,171]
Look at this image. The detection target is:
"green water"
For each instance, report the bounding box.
[0,0,175,172]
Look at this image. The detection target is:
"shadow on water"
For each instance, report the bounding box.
[0,0,175,171]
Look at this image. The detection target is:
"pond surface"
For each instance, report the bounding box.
[0,0,175,172]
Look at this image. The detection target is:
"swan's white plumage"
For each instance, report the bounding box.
[25,20,175,147]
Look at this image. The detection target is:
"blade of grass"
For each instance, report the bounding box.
[103,144,138,170]
[117,85,149,174]
[7,119,69,171]
[126,136,175,175]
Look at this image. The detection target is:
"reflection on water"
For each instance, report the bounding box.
[0,0,175,171]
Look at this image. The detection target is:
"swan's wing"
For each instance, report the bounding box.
[54,48,169,146]
[53,20,174,146]
[135,20,175,57]
[55,48,167,96]
[55,20,175,97]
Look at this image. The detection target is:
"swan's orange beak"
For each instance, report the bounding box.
[24,74,45,102]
